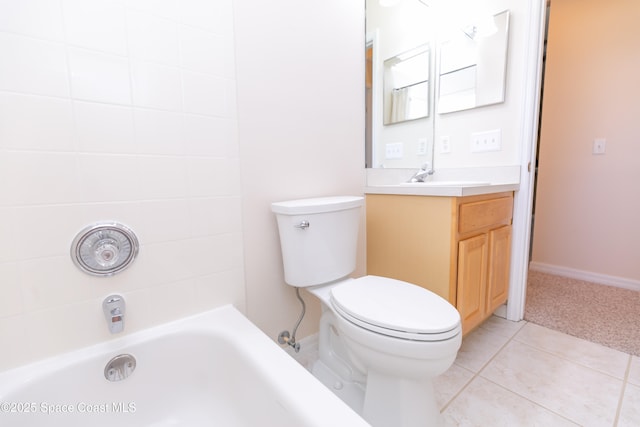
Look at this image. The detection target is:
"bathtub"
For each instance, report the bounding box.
[0,305,369,426]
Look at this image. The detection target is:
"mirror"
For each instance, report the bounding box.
[365,3,511,169]
[365,0,434,169]
[438,10,510,114]
[384,44,430,124]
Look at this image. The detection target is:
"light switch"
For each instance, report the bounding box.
[470,129,501,152]
[385,142,403,159]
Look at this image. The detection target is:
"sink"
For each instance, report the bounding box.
[398,180,490,187]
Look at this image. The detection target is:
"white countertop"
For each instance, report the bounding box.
[365,182,519,197]
[365,166,521,197]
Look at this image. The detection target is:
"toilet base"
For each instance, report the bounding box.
[312,359,365,414]
[363,371,443,427]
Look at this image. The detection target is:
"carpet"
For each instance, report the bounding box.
[525,270,640,357]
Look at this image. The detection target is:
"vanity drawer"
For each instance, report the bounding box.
[458,196,513,234]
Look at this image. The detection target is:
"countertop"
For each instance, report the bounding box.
[364,182,519,197]
[364,166,521,197]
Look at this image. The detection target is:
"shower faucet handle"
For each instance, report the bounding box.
[103,294,125,334]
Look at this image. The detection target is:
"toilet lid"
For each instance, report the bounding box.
[330,276,461,341]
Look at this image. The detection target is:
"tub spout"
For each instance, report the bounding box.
[103,295,125,334]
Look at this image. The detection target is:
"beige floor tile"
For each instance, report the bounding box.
[478,315,526,339]
[481,340,622,426]
[435,363,474,410]
[618,382,640,427]
[627,356,640,386]
[514,323,630,379]
[455,326,512,373]
[442,377,579,426]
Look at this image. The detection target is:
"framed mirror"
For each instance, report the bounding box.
[365,0,434,169]
[437,10,510,114]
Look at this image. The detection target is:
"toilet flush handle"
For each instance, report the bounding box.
[294,220,310,230]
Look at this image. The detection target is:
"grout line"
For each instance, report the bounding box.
[613,355,633,426]
[512,331,630,382]
[440,319,527,413]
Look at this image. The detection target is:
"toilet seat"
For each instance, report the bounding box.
[330,276,461,342]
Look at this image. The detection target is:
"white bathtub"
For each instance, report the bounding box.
[0,305,369,426]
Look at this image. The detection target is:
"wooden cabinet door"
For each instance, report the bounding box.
[487,225,512,314]
[457,234,488,334]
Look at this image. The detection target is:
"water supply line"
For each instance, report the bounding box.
[278,287,306,353]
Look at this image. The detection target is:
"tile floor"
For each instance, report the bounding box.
[436,317,640,426]
[293,316,640,426]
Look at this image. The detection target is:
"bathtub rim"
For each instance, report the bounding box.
[0,304,369,427]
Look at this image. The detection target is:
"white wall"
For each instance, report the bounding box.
[233,0,366,343]
[434,0,533,169]
[0,0,245,371]
[531,0,640,287]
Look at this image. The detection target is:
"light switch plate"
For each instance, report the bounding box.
[440,135,451,154]
[385,142,404,159]
[470,129,501,152]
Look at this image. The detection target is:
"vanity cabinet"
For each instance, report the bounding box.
[366,192,513,335]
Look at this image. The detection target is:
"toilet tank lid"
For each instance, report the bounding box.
[271,196,363,215]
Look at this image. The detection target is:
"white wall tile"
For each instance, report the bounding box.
[0,0,243,373]
[12,204,83,260]
[182,71,228,116]
[0,263,23,318]
[0,0,65,41]
[0,33,69,97]
[0,314,31,369]
[77,154,141,202]
[186,157,241,197]
[179,25,219,75]
[136,156,188,199]
[0,208,17,262]
[131,60,182,111]
[0,151,79,206]
[188,196,242,237]
[0,93,75,151]
[126,0,179,21]
[183,115,238,157]
[127,10,179,66]
[136,199,191,243]
[68,48,131,105]
[180,0,234,35]
[62,0,127,55]
[133,108,184,155]
[75,101,135,154]
[18,256,88,312]
[194,268,246,312]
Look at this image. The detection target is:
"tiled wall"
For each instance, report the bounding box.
[0,0,245,371]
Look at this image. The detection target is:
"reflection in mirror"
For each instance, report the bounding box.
[384,45,430,125]
[438,10,510,114]
[365,0,434,169]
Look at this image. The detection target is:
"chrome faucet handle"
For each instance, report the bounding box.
[103,294,125,334]
[408,163,434,183]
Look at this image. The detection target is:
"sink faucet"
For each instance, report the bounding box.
[103,294,125,334]
[407,163,434,182]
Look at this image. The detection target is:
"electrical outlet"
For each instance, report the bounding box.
[385,142,404,159]
[417,138,428,155]
[440,135,451,154]
[470,129,501,152]
[593,138,606,154]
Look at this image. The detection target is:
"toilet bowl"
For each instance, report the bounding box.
[271,196,461,427]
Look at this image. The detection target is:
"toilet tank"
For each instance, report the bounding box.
[271,196,364,287]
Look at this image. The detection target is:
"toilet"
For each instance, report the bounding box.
[271,196,461,427]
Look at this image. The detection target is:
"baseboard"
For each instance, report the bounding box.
[529,262,640,292]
